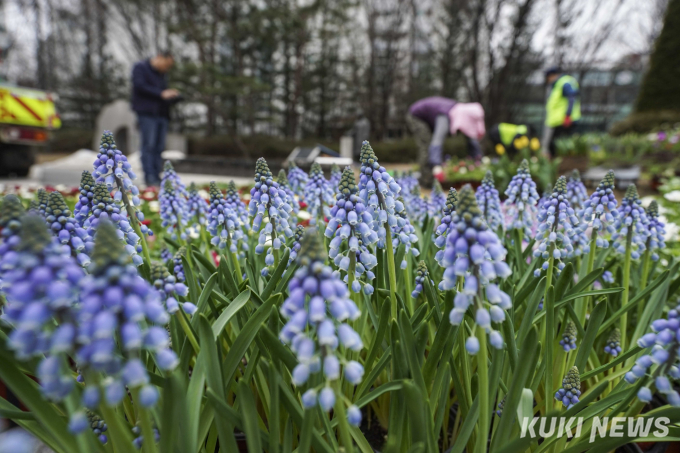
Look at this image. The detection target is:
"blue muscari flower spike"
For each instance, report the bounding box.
[159,180,188,241]
[305,163,335,225]
[430,180,447,217]
[580,170,619,249]
[533,176,580,277]
[496,395,506,417]
[566,170,589,211]
[207,182,247,255]
[504,160,539,236]
[537,184,552,211]
[278,170,300,218]
[440,185,512,353]
[555,366,581,409]
[280,228,364,425]
[160,247,172,262]
[476,171,503,232]
[601,270,614,284]
[250,158,295,265]
[45,191,94,267]
[83,183,144,267]
[326,167,379,295]
[74,171,97,227]
[186,182,209,236]
[287,161,309,200]
[289,225,305,264]
[329,163,342,192]
[161,161,188,200]
[34,188,49,218]
[92,131,152,238]
[150,261,196,316]
[388,196,420,269]
[434,188,457,265]
[612,184,649,260]
[0,194,26,256]
[405,185,429,225]
[358,141,404,243]
[626,302,680,407]
[411,261,433,298]
[395,171,418,196]
[645,201,665,262]
[604,328,621,357]
[77,221,177,406]
[0,214,84,401]
[226,180,249,227]
[559,321,578,351]
[173,247,186,282]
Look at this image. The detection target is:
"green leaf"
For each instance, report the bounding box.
[403,380,437,453]
[515,277,546,346]
[533,288,623,323]
[580,346,643,381]
[258,325,298,371]
[237,380,263,453]
[564,267,604,299]
[449,395,478,453]
[574,300,607,372]
[190,272,218,327]
[218,257,239,297]
[160,373,193,453]
[516,389,533,424]
[192,249,217,274]
[181,255,201,303]
[554,262,574,300]
[212,289,252,337]
[355,381,404,409]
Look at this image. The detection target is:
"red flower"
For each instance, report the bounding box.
[299,201,308,209]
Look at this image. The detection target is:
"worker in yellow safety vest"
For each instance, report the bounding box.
[488,123,541,157]
[543,67,581,157]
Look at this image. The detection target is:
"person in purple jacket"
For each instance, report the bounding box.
[406,97,485,185]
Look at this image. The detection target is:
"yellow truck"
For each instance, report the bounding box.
[0,83,61,176]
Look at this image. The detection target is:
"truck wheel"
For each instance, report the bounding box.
[0,144,35,177]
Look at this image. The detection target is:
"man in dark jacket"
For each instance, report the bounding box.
[131,51,179,186]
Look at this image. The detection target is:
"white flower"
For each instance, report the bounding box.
[664,190,680,203]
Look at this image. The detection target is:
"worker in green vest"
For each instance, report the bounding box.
[488,123,541,157]
[543,67,581,157]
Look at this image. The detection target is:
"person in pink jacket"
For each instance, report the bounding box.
[406,97,485,185]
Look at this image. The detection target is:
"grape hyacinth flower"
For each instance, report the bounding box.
[604,328,621,357]
[626,304,680,406]
[0,214,84,400]
[159,180,188,242]
[85,410,108,444]
[287,161,309,200]
[0,194,25,256]
[225,180,249,227]
[645,201,666,261]
[434,188,457,265]
[559,321,578,351]
[612,185,649,260]
[503,159,539,237]
[411,261,433,298]
[496,395,506,417]
[161,161,188,201]
[602,270,614,284]
[405,186,429,226]
[289,225,305,264]
[279,228,364,425]
[83,183,144,266]
[173,247,186,282]
[304,162,335,225]
[580,170,619,249]
[325,168,378,295]
[186,182,209,235]
[35,188,49,217]
[440,185,512,353]
[278,170,300,218]
[476,171,503,232]
[45,191,94,267]
[395,171,418,196]
[160,247,172,263]
[207,182,246,253]
[537,184,552,211]
[555,366,581,409]
[329,163,342,191]
[389,197,420,269]
[430,180,447,216]
[92,131,152,240]
[249,158,295,266]
[533,176,580,277]
[566,170,589,211]
[77,221,177,406]
[74,171,97,227]
[150,261,196,316]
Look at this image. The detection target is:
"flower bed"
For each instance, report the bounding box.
[1,134,680,452]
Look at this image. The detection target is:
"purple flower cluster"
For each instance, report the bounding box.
[580,170,618,249]
[161,247,172,262]
[83,183,144,266]
[434,188,457,265]
[645,201,666,261]
[44,192,94,267]
[278,170,300,218]
[289,225,305,264]
[77,221,177,408]
[329,163,342,192]
[326,167,378,295]
[476,171,503,232]
[559,321,578,351]
[389,197,420,269]
[226,181,249,227]
[430,180,447,217]
[555,366,581,409]
[207,182,246,253]
[566,170,589,211]
[627,304,680,406]
[533,176,580,277]
[604,328,621,357]
[304,163,334,225]
[504,159,539,236]
[160,180,188,242]
[34,189,49,218]
[612,185,649,260]
[287,161,309,200]
[186,183,209,235]
[395,171,418,197]
[411,261,432,298]
[74,171,97,227]
[404,186,429,225]
[0,194,25,256]
[173,247,186,282]
[440,185,512,354]
[279,229,364,423]
[150,261,195,316]
[250,158,295,262]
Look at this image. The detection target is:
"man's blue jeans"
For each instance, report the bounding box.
[137,115,169,186]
